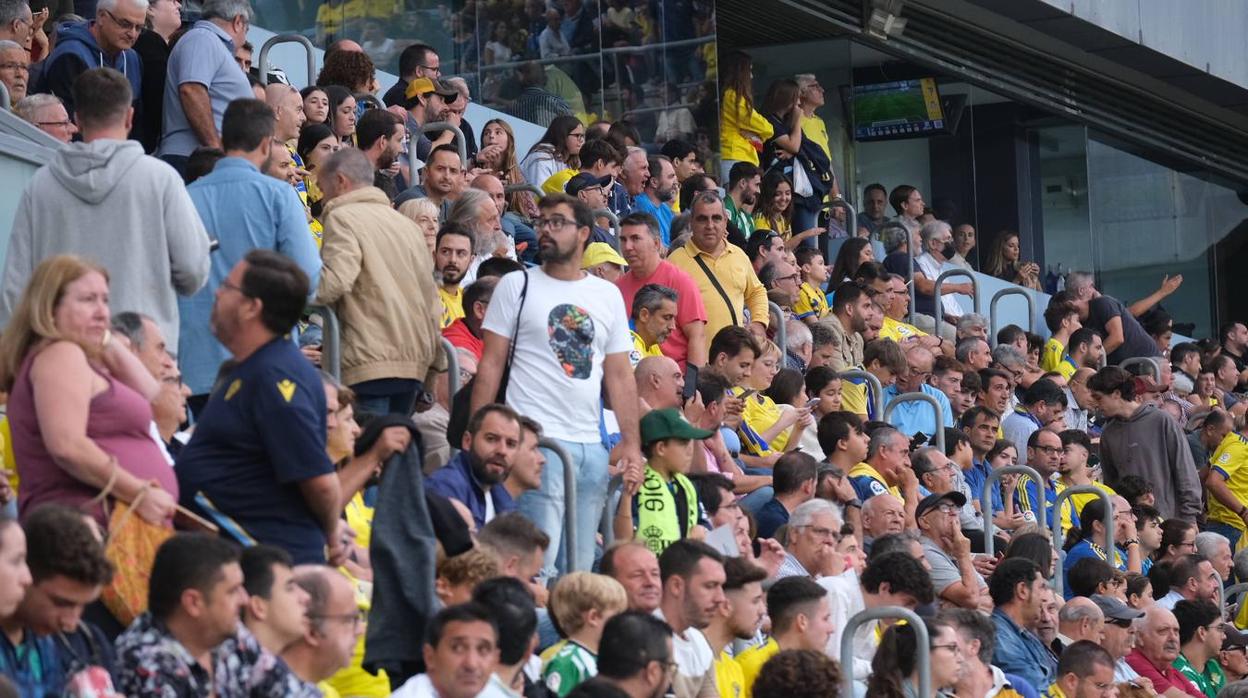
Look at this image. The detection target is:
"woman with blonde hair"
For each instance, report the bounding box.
[983,230,1041,290]
[399,198,441,255]
[0,255,177,527]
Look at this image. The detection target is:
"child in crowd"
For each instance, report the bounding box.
[434,547,501,606]
[738,341,813,457]
[793,247,830,323]
[1041,293,1082,378]
[543,572,629,696]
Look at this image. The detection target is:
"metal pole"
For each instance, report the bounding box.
[504,183,545,199]
[306,304,341,382]
[981,465,1044,556]
[538,437,581,572]
[828,197,857,239]
[908,228,918,326]
[881,392,946,452]
[1215,571,1225,613]
[932,268,980,331]
[1049,485,1113,598]
[600,475,623,547]
[1225,582,1248,612]
[0,80,9,111]
[440,337,460,400]
[839,369,884,422]
[257,34,317,87]
[422,121,468,169]
[989,287,1037,346]
[841,607,929,698]
[592,207,620,241]
[769,302,786,354]
[1119,357,1162,383]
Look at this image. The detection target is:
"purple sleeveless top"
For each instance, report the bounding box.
[8,349,178,524]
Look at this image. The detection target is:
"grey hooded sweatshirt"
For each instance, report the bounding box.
[1099,402,1202,521]
[0,139,210,349]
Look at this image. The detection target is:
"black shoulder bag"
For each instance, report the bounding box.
[447,271,529,444]
[692,254,739,326]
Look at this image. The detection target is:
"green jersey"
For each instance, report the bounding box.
[543,640,597,697]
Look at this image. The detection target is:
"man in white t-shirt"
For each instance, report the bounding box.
[473,192,643,578]
[655,540,725,698]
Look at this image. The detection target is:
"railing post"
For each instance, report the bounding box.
[440,337,460,400]
[908,229,918,326]
[0,80,10,111]
[981,465,1044,557]
[538,437,581,572]
[1119,356,1162,383]
[769,302,786,354]
[422,121,468,169]
[257,34,317,86]
[989,287,1037,347]
[1050,485,1113,598]
[881,392,946,452]
[932,269,979,331]
[1224,582,1248,613]
[600,475,623,548]
[592,207,620,241]
[841,607,929,698]
[306,304,341,382]
[839,369,884,422]
[1215,571,1225,613]
[504,183,545,199]
[827,197,857,240]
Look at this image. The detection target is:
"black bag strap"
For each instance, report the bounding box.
[692,254,738,327]
[496,270,529,400]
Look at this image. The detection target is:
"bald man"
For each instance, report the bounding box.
[885,345,954,438]
[283,566,364,692]
[861,493,906,547]
[1054,596,1104,654]
[471,173,537,259]
[1126,606,1203,697]
[636,355,684,412]
[265,83,306,144]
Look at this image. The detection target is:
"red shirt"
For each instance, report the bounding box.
[616,260,708,366]
[442,318,483,362]
[1124,648,1203,698]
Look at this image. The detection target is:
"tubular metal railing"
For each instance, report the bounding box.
[422,121,468,168]
[1120,356,1163,383]
[981,465,1044,555]
[932,268,980,331]
[769,302,786,354]
[257,34,317,86]
[306,304,341,382]
[882,392,946,452]
[1050,485,1113,599]
[841,607,929,698]
[989,288,1036,346]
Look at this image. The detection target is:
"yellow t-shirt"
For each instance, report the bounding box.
[801,114,832,161]
[753,213,792,240]
[848,462,903,501]
[1057,480,1117,535]
[630,330,663,368]
[1041,337,1077,380]
[735,638,778,698]
[738,389,791,452]
[793,282,829,321]
[439,286,464,329]
[841,380,867,419]
[1207,431,1248,530]
[880,316,926,343]
[715,650,746,698]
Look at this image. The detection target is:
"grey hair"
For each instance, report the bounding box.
[955,337,986,364]
[0,1,28,28]
[110,311,152,350]
[688,190,723,213]
[447,188,499,256]
[910,446,941,477]
[1195,531,1230,562]
[292,567,332,635]
[991,344,1026,369]
[12,93,61,124]
[867,426,902,460]
[810,322,834,350]
[201,0,253,22]
[919,219,951,247]
[444,76,470,101]
[878,221,909,255]
[1057,599,1103,624]
[938,608,995,664]
[1218,681,1248,698]
[1235,548,1248,582]
[788,498,841,530]
[785,319,812,353]
[794,73,817,89]
[869,531,921,559]
[97,0,150,11]
[633,284,677,319]
[1065,271,1096,296]
[319,147,374,188]
[957,313,987,334]
[0,38,22,52]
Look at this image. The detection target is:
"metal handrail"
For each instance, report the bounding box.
[769,302,786,353]
[1050,485,1113,598]
[1215,571,1225,613]
[981,465,1044,555]
[932,268,979,331]
[827,197,857,242]
[1120,356,1162,382]
[0,80,9,111]
[538,437,581,572]
[841,607,929,698]
[882,392,946,452]
[306,304,341,382]
[257,34,317,87]
[422,121,468,168]
[473,35,716,74]
[840,369,884,422]
[600,475,624,547]
[592,207,620,241]
[1225,582,1248,612]
[989,287,1036,346]
[440,337,460,401]
[908,227,918,326]
[504,183,545,199]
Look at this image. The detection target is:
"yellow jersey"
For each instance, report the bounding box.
[438,286,464,329]
[1208,431,1248,530]
[736,388,788,453]
[849,462,903,502]
[1057,480,1117,535]
[1041,337,1077,379]
[793,281,829,321]
[880,316,926,343]
[734,638,778,698]
[630,330,663,368]
[715,651,746,698]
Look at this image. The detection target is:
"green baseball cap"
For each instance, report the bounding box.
[640,408,714,446]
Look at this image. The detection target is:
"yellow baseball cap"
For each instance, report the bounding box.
[582,242,627,269]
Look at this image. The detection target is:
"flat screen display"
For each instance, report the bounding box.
[851,78,946,141]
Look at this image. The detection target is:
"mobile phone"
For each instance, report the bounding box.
[805,397,821,409]
[738,389,757,400]
[683,364,699,402]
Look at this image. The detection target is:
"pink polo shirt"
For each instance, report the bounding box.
[617,260,708,367]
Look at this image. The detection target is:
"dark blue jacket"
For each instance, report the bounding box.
[38,21,142,116]
[424,451,516,529]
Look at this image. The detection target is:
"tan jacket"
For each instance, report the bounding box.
[316,186,445,386]
[818,312,863,372]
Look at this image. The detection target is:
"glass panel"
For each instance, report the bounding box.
[1036,124,1091,282]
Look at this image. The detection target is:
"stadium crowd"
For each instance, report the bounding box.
[0,1,1245,698]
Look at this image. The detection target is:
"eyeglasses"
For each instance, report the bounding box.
[102,9,142,32]
[928,502,959,514]
[535,216,577,230]
[1032,445,1062,455]
[417,64,442,76]
[36,120,72,128]
[800,525,839,540]
[219,279,250,297]
[569,131,586,140]
[931,643,961,653]
[311,610,365,628]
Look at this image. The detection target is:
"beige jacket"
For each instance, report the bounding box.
[316,186,445,386]
[818,312,864,372]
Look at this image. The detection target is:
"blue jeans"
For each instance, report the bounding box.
[1203,521,1243,555]
[518,438,610,579]
[351,378,422,417]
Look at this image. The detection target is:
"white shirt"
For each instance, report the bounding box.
[916,252,964,319]
[1157,589,1185,610]
[389,673,441,697]
[481,267,632,443]
[653,608,715,683]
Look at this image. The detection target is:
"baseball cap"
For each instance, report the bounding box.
[640,408,714,446]
[403,77,459,107]
[1223,625,1248,651]
[565,172,612,196]
[914,491,966,519]
[581,242,627,270]
[1090,594,1144,624]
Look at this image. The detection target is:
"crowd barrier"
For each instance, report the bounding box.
[306,304,341,381]
[989,288,1035,345]
[840,606,929,698]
